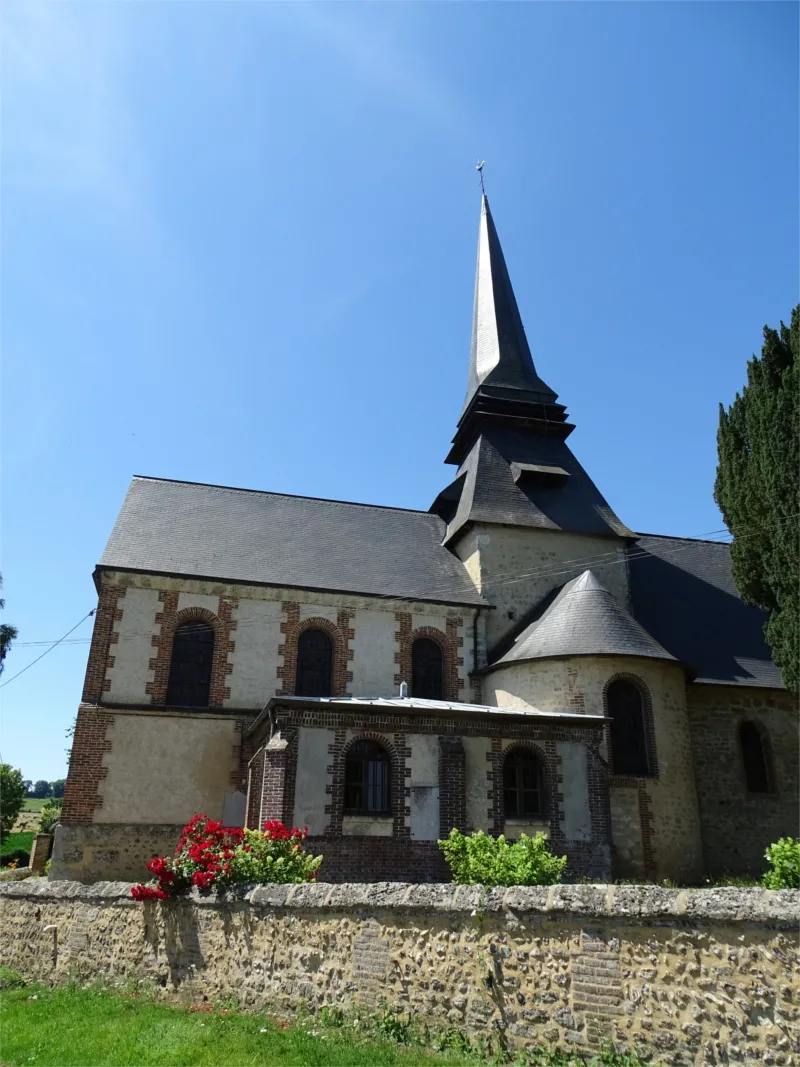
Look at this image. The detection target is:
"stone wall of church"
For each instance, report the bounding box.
[687,684,799,878]
[483,656,704,884]
[87,571,474,710]
[56,705,250,882]
[453,526,630,654]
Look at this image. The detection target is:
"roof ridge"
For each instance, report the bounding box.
[130,475,436,518]
[634,531,732,547]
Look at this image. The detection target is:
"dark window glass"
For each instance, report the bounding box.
[412,638,444,700]
[344,741,391,814]
[740,722,770,793]
[296,629,333,697]
[607,680,649,776]
[503,750,544,818]
[165,622,214,707]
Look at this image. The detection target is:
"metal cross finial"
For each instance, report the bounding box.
[476,159,486,195]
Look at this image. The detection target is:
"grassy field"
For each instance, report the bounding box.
[1,832,34,860]
[21,798,49,812]
[0,976,647,1067]
[0,983,480,1067]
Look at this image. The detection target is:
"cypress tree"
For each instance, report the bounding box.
[714,305,799,693]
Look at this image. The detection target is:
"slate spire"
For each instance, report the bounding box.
[431,194,632,543]
[447,196,572,466]
[464,195,558,415]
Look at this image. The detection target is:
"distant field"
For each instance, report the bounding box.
[21,799,48,812]
[1,833,34,860]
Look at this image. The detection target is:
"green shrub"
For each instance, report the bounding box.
[763,837,800,889]
[438,829,567,887]
[38,800,62,834]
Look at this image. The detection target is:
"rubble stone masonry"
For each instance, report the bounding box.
[0,880,797,1064]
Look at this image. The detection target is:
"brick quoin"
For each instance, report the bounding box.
[61,707,114,823]
[81,584,126,703]
[147,593,237,707]
[394,614,464,700]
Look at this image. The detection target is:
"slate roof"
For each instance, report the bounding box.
[627,535,782,688]
[437,428,633,542]
[490,570,675,669]
[98,477,486,607]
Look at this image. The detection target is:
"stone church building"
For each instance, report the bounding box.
[55,196,797,885]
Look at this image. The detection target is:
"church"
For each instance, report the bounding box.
[55,195,797,885]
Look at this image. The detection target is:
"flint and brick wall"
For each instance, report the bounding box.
[1,880,797,1065]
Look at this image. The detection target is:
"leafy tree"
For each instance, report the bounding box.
[0,574,17,678]
[22,780,32,796]
[715,306,799,693]
[31,780,52,799]
[50,779,66,799]
[0,765,26,837]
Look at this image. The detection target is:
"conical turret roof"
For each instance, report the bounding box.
[490,570,676,667]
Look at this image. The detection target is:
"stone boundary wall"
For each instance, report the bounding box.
[1,881,798,1064]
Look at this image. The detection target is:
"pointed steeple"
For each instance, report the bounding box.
[430,194,632,543]
[464,196,558,413]
[447,196,573,465]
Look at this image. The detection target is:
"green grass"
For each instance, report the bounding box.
[0,984,481,1067]
[21,798,48,812]
[1,831,34,856]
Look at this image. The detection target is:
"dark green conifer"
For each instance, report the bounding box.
[714,305,799,693]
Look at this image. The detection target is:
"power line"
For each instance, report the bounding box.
[10,512,797,650]
[0,611,95,689]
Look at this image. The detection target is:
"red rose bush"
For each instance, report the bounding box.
[131,815,321,901]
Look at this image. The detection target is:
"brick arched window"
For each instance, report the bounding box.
[606,678,650,776]
[295,628,333,697]
[344,740,391,815]
[503,747,545,818]
[739,721,771,794]
[165,621,214,707]
[412,637,444,700]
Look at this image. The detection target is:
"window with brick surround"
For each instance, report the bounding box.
[607,679,650,776]
[165,622,214,707]
[411,638,444,700]
[739,721,771,793]
[503,749,544,818]
[344,740,390,815]
[295,628,333,697]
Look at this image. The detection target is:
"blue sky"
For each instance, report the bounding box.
[2,2,797,781]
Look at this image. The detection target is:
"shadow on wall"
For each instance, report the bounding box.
[629,547,778,685]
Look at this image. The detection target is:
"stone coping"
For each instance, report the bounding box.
[1,879,798,925]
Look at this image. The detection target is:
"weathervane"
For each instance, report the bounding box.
[476,159,486,195]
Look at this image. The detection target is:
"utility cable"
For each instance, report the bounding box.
[0,610,95,689]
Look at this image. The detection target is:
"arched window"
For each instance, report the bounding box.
[412,637,444,700]
[607,679,649,776]
[295,628,333,697]
[165,621,214,707]
[344,740,390,815]
[739,722,770,793]
[503,749,544,819]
